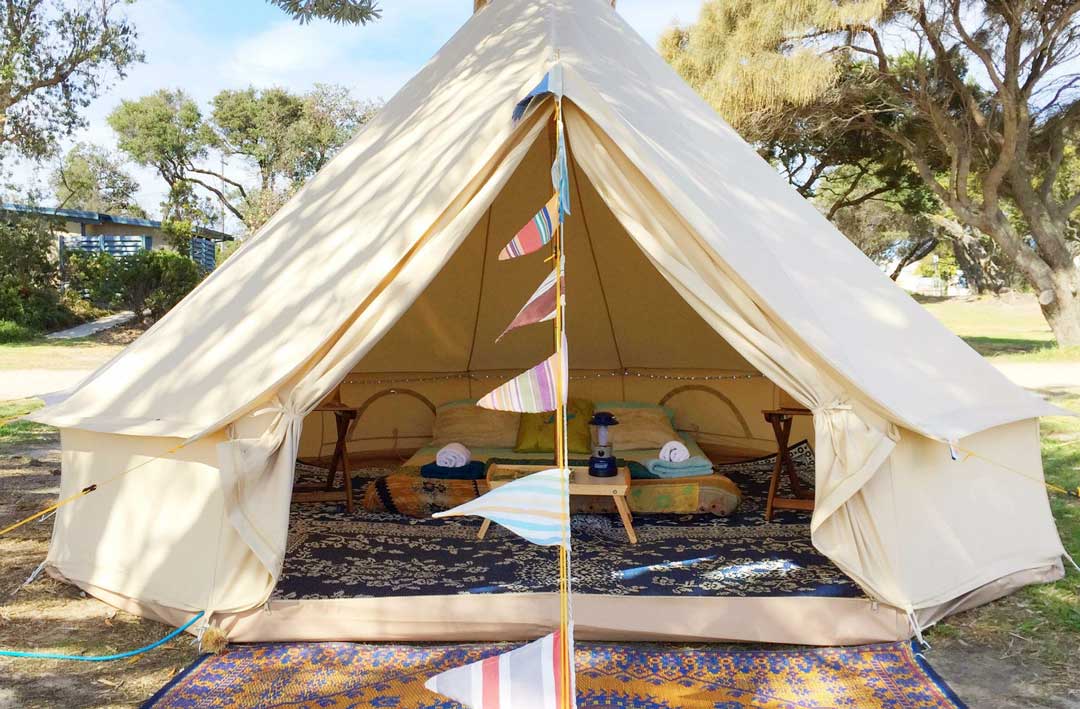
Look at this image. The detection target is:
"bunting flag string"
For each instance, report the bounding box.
[429,75,576,709]
[498,193,559,260]
[431,468,570,547]
[476,335,567,413]
[496,262,564,341]
[424,628,577,709]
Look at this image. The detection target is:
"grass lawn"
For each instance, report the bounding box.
[927,388,1079,698]
[0,337,126,371]
[918,293,1080,361]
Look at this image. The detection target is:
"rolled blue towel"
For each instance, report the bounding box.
[420,460,487,480]
[643,456,713,479]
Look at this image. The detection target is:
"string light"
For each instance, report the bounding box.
[339,370,764,386]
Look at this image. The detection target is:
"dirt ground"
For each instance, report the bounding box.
[0,437,200,709]
[0,430,1074,708]
[0,317,1077,707]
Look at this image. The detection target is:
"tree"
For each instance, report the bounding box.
[108,89,247,223]
[109,85,378,233]
[51,143,145,217]
[281,84,378,182]
[268,0,381,24]
[0,0,142,160]
[662,0,1080,345]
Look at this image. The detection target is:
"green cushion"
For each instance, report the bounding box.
[515,398,594,454]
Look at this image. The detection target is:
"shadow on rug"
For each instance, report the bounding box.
[143,640,966,708]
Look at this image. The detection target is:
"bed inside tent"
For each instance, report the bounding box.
[267,107,898,646]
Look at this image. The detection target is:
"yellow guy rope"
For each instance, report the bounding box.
[0,443,185,538]
[956,446,1080,500]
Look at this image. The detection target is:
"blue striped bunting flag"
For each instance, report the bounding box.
[432,468,570,547]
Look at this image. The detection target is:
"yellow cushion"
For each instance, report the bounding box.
[604,406,679,451]
[431,401,520,448]
[515,398,594,454]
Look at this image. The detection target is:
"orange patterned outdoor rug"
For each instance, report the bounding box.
[143,640,966,708]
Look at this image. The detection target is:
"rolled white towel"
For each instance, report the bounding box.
[659,440,690,463]
[436,442,471,468]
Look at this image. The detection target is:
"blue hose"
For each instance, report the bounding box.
[0,611,205,662]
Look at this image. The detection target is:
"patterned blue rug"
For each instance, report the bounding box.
[277,442,862,600]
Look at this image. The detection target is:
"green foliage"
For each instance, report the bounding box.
[0,281,79,332]
[0,215,82,333]
[212,88,305,186]
[916,245,959,280]
[160,219,197,253]
[0,399,53,447]
[268,0,382,25]
[66,249,204,320]
[215,239,243,266]
[661,0,1080,343]
[109,84,378,234]
[108,90,210,182]
[0,0,142,159]
[50,143,145,216]
[0,216,56,290]
[0,320,35,343]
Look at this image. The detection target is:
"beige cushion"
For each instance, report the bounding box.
[431,401,520,448]
[604,406,679,451]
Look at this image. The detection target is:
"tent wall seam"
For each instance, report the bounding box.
[464,206,494,395]
[569,148,625,397]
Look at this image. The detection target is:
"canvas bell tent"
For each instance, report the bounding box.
[32,0,1067,646]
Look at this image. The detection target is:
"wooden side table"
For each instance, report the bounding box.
[762,408,814,521]
[479,464,637,544]
[293,403,358,513]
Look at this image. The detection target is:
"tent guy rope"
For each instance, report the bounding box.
[0,443,184,538]
[0,612,204,662]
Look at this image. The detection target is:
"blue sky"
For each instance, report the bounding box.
[15,0,707,224]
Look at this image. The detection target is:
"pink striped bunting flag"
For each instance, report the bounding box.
[425,627,576,709]
[496,263,564,342]
[476,336,567,413]
[499,193,559,260]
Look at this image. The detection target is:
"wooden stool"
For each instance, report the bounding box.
[762,408,814,521]
[293,403,357,513]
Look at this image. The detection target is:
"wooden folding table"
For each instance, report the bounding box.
[762,408,814,521]
[292,402,358,513]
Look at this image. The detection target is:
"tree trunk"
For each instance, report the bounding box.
[1040,268,1080,347]
[930,216,1005,295]
[889,237,938,280]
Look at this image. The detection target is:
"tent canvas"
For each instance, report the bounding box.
[33,0,1066,645]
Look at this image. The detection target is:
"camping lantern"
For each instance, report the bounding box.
[588,411,619,477]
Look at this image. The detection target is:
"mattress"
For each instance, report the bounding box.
[360,436,742,517]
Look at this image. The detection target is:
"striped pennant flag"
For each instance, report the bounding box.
[511,66,564,125]
[552,115,571,221]
[496,263,564,342]
[476,337,567,413]
[425,627,576,708]
[499,193,559,260]
[432,467,570,547]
